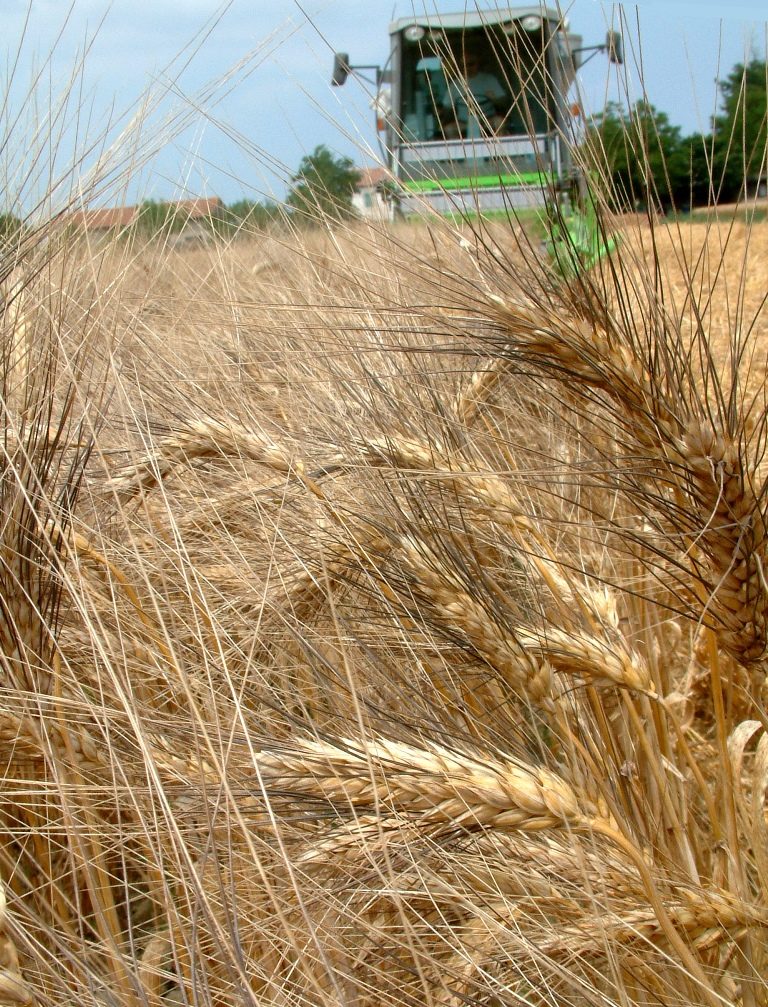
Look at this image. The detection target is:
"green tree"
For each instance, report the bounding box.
[711,60,767,201]
[583,101,634,209]
[286,145,360,222]
[137,200,185,235]
[585,101,689,212]
[682,132,715,209]
[0,213,22,244]
[224,199,281,230]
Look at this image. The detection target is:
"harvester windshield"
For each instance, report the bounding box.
[399,22,550,144]
[388,7,579,213]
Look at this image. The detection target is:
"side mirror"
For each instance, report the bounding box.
[606,30,623,65]
[331,53,350,86]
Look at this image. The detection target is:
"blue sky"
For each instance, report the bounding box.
[2,1,766,210]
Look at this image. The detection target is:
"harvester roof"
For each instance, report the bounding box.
[389,6,563,34]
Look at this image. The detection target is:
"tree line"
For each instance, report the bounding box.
[586,60,767,212]
[136,148,363,232]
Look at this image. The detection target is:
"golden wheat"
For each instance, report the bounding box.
[1,29,768,1004]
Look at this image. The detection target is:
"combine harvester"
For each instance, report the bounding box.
[332,5,622,272]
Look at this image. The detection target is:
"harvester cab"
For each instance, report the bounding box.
[332,6,622,273]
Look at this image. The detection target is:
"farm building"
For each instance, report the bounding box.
[69,197,224,236]
[352,167,389,220]
[68,205,140,232]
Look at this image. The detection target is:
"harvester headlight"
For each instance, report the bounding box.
[520,15,542,32]
[403,24,426,42]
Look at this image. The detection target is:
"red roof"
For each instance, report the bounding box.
[356,167,388,190]
[69,206,139,230]
[69,197,224,230]
[169,197,224,219]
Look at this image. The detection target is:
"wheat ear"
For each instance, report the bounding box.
[106,418,330,498]
[487,295,768,667]
[254,735,591,832]
[453,349,515,425]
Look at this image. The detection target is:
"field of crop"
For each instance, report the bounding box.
[0,205,767,1007]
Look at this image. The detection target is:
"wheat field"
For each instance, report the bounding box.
[0,40,768,1001]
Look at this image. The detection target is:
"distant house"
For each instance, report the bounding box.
[163,198,225,246]
[166,197,224,222]
[68,205,139,233]
[352,168,389,221]
[69,197,224,237]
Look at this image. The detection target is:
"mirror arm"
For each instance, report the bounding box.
[332,61,382,88]
[570,45,602,68]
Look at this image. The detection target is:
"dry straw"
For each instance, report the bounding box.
[1,15,768,1007]
[0,882,33,1006]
